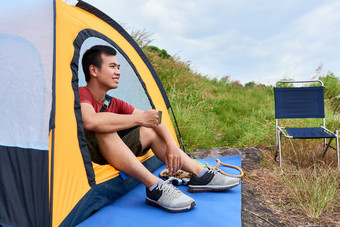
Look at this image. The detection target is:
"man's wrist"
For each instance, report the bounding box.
[135,113,143,126]
[167,142,178,149]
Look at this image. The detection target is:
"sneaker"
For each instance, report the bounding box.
[146,180,196,213]
[188,164,240,193]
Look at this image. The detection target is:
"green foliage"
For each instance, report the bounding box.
[321,73,340,98]
[144,46,171,59]
[275,77,295,88]
[320,73,340,112]
[244,81,255,88]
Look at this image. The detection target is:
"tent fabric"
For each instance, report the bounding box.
[77,156,242,227]
[0,1,53,226]
[0,1,53,150]
[1,0,181,226]
[0,146,49,227]
[285,127,335,139]
[274,87,325,119]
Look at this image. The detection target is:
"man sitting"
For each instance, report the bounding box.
[79,45,240,213]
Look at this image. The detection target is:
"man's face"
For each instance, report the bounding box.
[95,53,121,89]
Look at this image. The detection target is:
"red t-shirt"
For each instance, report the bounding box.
[79,86,135,114]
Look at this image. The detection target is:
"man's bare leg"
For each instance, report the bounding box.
[95,131,159,188]
[95,130,196,213]
[139,127,204,175]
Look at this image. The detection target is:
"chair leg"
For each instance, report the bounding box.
[322,138,334,157]
[278,131,283,172]
[275,129,279,161]
[336,130,339,170]
[274,150,278,161]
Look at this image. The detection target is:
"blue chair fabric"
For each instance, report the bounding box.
[285,127,335,139]
[274,87,325,119]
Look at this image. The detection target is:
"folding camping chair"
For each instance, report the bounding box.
[274,80,339,171]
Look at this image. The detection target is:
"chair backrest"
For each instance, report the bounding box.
[274,86,325,119]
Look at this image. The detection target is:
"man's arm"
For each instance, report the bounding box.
[82,103,182,174]
[133,108,183,175]
[81,102,159,133]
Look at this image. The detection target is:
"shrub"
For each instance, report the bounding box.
[320,73,340,112]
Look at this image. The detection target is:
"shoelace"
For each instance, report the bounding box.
[157,180,182,197]
[206,164,219,175]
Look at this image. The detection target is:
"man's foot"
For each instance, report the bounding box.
[146,180,196,213]
[188,164,240,193]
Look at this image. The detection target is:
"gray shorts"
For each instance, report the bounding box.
[85,126,150,165]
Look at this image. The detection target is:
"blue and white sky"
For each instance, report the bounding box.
[83,0,340,85]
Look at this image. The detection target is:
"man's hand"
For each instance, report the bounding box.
[134,108,182,175]
[165,145,183,176]
[139,110,159,128]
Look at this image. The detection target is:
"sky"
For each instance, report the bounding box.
[81,0,340,85]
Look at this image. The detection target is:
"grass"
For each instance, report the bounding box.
[136,33,340,225]
[144,49,278,151]
[282,167,339,219]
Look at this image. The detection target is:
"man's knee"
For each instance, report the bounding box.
[97,131,120,148]
[139,127,158,147]
[85,131,120,165]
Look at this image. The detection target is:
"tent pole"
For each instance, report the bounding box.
[169,106,186,152]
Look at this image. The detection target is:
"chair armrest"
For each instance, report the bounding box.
[277,126,293,138]
[321,126,337,136]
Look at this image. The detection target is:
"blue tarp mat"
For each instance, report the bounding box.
[78,155,242,227]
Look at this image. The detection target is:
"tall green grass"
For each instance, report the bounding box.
[143,46,339,152]
[322,73,340,113]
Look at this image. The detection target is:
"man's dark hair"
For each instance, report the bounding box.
[82,45,117,82]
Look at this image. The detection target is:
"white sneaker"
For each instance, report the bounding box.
[146,180,196,213]
[188,164,240,193]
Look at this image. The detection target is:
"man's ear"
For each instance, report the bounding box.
[89,65,98,78]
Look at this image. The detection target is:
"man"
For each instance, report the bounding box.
[79,45,240,213]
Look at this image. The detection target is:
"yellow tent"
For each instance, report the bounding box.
[0,0,180,226]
